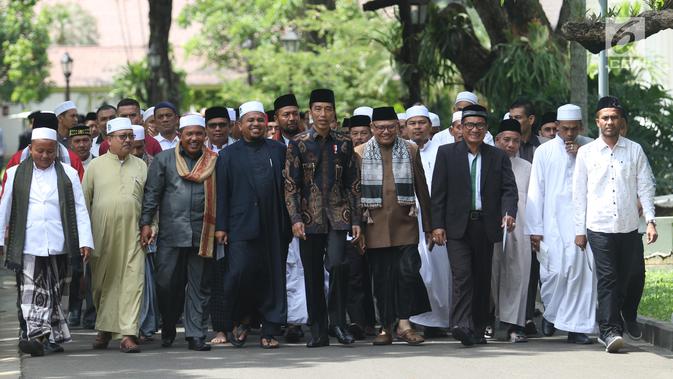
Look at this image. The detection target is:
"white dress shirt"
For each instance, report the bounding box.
[573,136,655,234]
[432,129,494,147]
[154,133,180,151]
[0,163,94,255]
[468,151,482,210]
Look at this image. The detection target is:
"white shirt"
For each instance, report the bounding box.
[206,136,236,154]
[468,151,482,210]
[154,133,180,151]
[573,136,655,234]
[0,163,94,255]
[432,129,495,147]
[418,138,439,190]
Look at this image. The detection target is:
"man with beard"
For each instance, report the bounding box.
[141,114,218,352]
[215,101,291,348]
[204,106,235,153]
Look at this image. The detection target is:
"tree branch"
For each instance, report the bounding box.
[561,9,673,54]
[471,0,509,46]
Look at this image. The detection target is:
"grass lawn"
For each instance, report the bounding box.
[639,267,673,322]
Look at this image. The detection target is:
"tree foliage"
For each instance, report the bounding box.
[179,0,402,113]
[0,0,51,104]
[40,2,99,46]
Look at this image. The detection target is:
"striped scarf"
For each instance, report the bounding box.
[174,145,217,258]
[360,137,415,211]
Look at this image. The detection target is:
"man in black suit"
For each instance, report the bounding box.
[431,104,518,346]
[215,100,292,349]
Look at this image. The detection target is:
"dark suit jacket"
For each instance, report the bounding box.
[431,140,518,243]
[215,139,291,244]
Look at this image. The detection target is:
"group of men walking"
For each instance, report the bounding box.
[0,88,656,357]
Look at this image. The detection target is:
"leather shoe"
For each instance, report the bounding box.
[331,325,355,345]
[285,324,304,343]
[306,336,329,348]
[43,341,65,354]
[452,327,476,347]
[372,331,393,345]
[161,326,176,348]
[567,332,593,345]
[347,324,366,340]
[542,318,556,337]
[187,337,211,351]
[524,320,538,337]
[19,339,45,357]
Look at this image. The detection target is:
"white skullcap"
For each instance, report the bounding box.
[353,106,373,118]
[397,113,407,120]
[54,101,76,116]
[143,107,155,122]
[557,104,582,121]
[405,105,429,120]
[429,112,440,127]
[227,107,236,121]
[452,111,462,124]
[31,127,58,141]
[503,112,510,120]
[455,91,478,105]
[239,101,265,119]
[179,114,206,129]
[107,117,133,134]
[132,125,145,140]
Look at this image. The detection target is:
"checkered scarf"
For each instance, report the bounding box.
[360,137,415,210]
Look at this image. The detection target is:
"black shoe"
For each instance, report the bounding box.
[161,326,176,348]
[567,332,593,345]
[306,336,330,348]
[43,341,65,354]
[598,333,624,353]
[541,318,556,337]
[187,337,211,351]
[452,327,476,347]
[524,320,539,337]
[347,324,366,340]
[621,313,642,340]
[67,311,81,327]
[285,325,304,343]
[19,339,45,357]
[331,326,355,345]
[424,327,449,339]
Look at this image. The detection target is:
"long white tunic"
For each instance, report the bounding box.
[409,138,451,328]
[525,135,596,333]
[491,157,531,326]
[0,163,93,255]
[286,237,308,324]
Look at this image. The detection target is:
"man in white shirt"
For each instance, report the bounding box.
[405,105,452,338]
[526,104,596,345]
[574,96,657,353]
[153,101,180,150]
[0,127,93,357]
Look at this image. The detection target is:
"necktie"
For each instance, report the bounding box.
[470,154,478,210]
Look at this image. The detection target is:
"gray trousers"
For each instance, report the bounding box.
[155,245,212,339]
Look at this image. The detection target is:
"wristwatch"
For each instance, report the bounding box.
[647,219,657,226]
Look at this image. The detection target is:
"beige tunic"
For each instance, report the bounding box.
[355,142,431,249]
[83,152,147,338]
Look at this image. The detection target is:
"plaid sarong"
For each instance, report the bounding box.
[360,137,415,209]
[20,254,71,343]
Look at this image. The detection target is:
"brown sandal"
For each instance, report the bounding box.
[93,332,112,350]
[260,336,279,349]
[120,336,141,353]
[396,328,425,345]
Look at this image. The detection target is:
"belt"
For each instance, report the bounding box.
[469,210,483,220]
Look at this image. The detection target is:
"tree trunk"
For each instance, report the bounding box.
[569,0,589,126]
[148,0,181,107]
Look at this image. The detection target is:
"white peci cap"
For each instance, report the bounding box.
[353,106,374,118]
[455,91,478,105]
[132,125,145,140]
[452,111,462,124]
[404,105,429,120]
[503,112,510,120]
[239,101,265,119]
[107,117,133,134]
[143,107,155,122]
[179,114,206,129]
[227,107,236,121]
[31,127,58,141]
[54,101,76,116]
[557,104,582,121]
[429,112,440,127]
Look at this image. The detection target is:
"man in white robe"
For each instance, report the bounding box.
[405,105,452,336]
[492,119,532,343]
[525,104,596,344]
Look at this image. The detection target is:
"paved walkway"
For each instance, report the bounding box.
[2,271,672,378]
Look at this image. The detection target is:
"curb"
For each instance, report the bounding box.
[0,270,21,378]
[638,315,673,351]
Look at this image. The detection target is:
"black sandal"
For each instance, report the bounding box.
[260,336,279,349]
[230,324,250,348]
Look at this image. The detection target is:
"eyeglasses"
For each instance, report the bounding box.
[463,122,487,130]
[113,133,135,141]
[372,124,398,132]
[207,122,229,129]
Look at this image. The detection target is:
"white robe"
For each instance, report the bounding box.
[491,157,531,327]
[409,139,451,328]
[525,135,597,333]
[286,237,308,324]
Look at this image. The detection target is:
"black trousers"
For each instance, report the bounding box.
[346,243,376,328]
[525,257,540,321]
[587,229,645,336]
[210,257,228,332]
[368,244,430,327]
[299,229,348,339]
[446,218,494,335]
[67,264,96,325]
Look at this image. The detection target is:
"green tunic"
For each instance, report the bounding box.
[83,152,147,338]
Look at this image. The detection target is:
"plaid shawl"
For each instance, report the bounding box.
[360,137,415,210]
[175,145,217,258]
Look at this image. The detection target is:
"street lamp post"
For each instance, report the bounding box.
[61,52,73,101]
[281,28,300,92]
[409,0,429,30]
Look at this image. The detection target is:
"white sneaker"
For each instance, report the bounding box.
[598,334,624,353]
